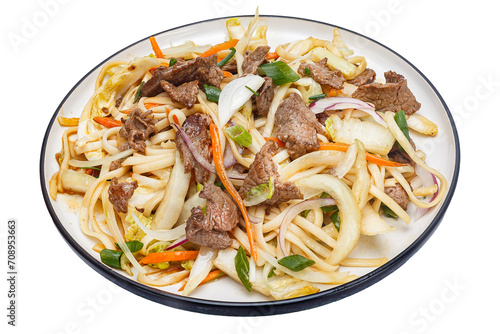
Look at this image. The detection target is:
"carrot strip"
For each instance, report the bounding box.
[199,39,239,58]
[178,269,226,291]
[93,117,122,128]
[318,142,406,167]
[149,36,164,59]
[264,137,285,148]
[266,52,279,60]
[139,250,199,265]
[210,123,257,260]
[222,70,233,78]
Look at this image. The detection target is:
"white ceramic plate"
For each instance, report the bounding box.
[40,15,460,316]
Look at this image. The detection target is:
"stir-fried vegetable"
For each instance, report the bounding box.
[139,250,199,265]
[235,246,252,292]
[100,241,144,269]
[210,123,257,260]
[225,124,253,147]
[278,254,315,272]
[318,142,405,167]
[149,36,164,58]
[259,61,300,85]
[199,39,239,58]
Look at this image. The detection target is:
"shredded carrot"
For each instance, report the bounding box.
[328,87,342,97]
[178,269,226,291]
[210,123,257,260]
[266,52,279,60]
[199,39,239,58]
[318,142,406,167]
[222,70,233,78]
[264,137,286,148]
[139,250,199,265]
[57,116,79,127]
[149,36,164,59]
[93,117,122,128]
[172,114,180,125]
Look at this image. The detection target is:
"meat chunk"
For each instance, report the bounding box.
[254,77,275,116]
[275,93,327,159]
[384,183,409,211]
[220,59,238,74]
[242,45,271,76]
[108,177,138,213]
[174,113,212,184]
[119,108,157,153]
[160,80,199,108]
[352,71,421,115]
[298,58,345,90]
[239,140,302,207]
[388,139,416,166]
[347,68,376,86]
[141,54,224,97]
[185,184,239,249]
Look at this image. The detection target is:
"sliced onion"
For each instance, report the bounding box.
[182,246,218,296]
[132,211,186,241]
[330,142,357,179]
[413,165,440,221]
[218,74,265,127]
[309,96,386,127]
[166,236,188,250]
[278,198,336,257]
[172,123,246,180]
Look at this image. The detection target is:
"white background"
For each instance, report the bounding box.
[1,0,498,333]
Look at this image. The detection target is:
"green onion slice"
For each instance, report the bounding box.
[259,61,300,86]
[235,246,252,292]
[309,93,327,101]
[169,58,177,67]
[100,249,124,269]
[278,254,315,272]
[203,84,222,103]
[133,81,145,103]
[245,85,259,96]
[394,110,411,152]
[217,47,236,67]
[225,124,252,147]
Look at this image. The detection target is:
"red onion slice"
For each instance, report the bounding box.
[309,96,386,127]
[172,123,246,180]
[278,198,336,257]
[166,236,188,250]
[413,165,440,221]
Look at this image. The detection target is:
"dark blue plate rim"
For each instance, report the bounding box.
[40,14,460,317]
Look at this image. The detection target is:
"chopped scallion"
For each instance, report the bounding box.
[225,124,252,147]
[169,58,177,67]
[133,81,145,103]
[245,85,259,96]
[309,93,326,101]
[278,254,315,272]
[217,47,236,67]
[259,61,300,86]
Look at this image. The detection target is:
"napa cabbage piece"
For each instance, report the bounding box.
[77,56,160,160]
[160,41,211,59]
[213,248,319,299]
[326,115,395,155]
[124,208,152,241]
[60,169,96,193]
[294,77,324,102]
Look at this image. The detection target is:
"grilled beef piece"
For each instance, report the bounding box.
[174,113,212,184]
[108,177,138,213]
[352,71,421,115]
[242,45,271,76]
[119,108,157,153]
[384,183,410,211]
[220,59,238,74]
[185,184,239,249]
[160,80,199,108]
[254,77,275,116]
[347,68,376,86]
[141,54,224,97]
[388,139,417,166]
[275,93,327,159]
[239,140,302,207]
[298,58,345,89]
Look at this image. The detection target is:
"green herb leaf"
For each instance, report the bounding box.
[217,47,236,67]
[133,81,145,103]
[309,93,326,101]
[203,84,222,103]
[225,125,253,147]
[115,240,144,253]
[235,246,252,292]
[169,58,177,67]
[278,254,315,272]
[329,209,341,232]
[259,61,300,86]
[100,249,123,269]
[267,267,276,278]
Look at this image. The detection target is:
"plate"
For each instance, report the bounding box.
[40,15,460,316]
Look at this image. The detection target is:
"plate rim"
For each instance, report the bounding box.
[39,14,461,316]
